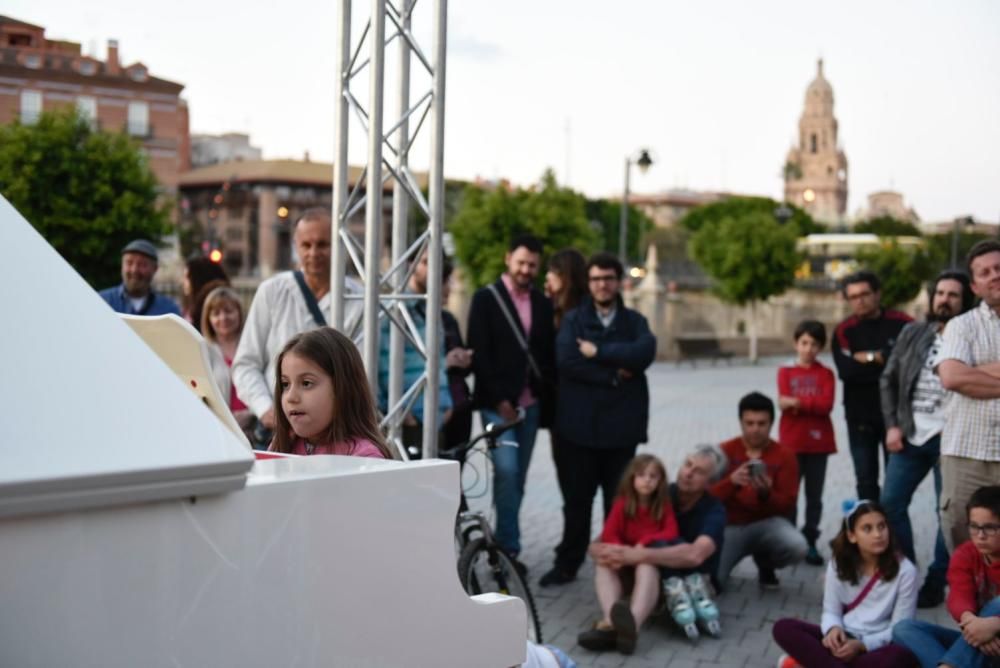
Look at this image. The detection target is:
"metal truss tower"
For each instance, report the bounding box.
[330,0,448,459]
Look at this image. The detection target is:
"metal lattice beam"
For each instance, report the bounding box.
[331,0,448,459]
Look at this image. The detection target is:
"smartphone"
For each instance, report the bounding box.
[748,459,766,479]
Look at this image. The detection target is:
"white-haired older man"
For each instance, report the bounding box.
[577,445,727,652]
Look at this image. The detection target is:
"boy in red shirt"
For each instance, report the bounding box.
[710,392,807,591]
[777,320,836,566]
[892,485,1000,667]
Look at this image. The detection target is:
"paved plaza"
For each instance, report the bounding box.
[478,355,956,667]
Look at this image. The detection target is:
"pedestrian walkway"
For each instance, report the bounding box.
[498,355,954,667]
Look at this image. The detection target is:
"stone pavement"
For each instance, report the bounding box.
[468,355,956,667]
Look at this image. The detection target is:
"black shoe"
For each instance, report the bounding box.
[758,568,780,590]
[539,567,576,587]
[805,545,825,566]
[577,624,616,652]
[610,600,638,655]
[917,581,945,609]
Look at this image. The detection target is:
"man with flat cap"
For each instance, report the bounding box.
[99,239,180,316]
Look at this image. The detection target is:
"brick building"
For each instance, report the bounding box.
[178,159,426,279]
[0,15,189,190]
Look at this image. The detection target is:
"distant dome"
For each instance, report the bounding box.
[805,59,834,110]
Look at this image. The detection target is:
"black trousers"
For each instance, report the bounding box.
[796,453,829,544]
[553,440,638,574]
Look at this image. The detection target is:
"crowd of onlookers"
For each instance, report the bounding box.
[98,214,1000,667]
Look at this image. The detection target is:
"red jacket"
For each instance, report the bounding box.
[777,361,837,454]
[709,437,799,525]
[600,496,679,546]
[947,541,1000,621]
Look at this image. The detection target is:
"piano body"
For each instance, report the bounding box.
[0,196,527,667]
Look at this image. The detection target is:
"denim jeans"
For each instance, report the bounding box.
[847,420,887,501]
[880,434,949,588]
[892,596,1000,668]
[481,403,540,555]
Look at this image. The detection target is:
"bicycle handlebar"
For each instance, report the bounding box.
[438,408,525,461]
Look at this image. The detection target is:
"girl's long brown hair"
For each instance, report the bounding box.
[271,327,393,458]
[548,248,587,328]
[616,454,669,521]
[830,501,900,585]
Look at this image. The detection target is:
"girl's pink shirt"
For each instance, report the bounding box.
[289,438,385,459]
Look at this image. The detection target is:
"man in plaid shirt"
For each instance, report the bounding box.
[936,240,1000,551]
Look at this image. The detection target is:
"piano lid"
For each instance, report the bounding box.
[0,195,253,520]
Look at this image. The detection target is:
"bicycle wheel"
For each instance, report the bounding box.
[457,537,543,643]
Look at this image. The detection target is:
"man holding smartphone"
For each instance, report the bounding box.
[710,392,807,590]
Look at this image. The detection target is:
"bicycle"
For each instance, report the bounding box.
[439,414,544,643]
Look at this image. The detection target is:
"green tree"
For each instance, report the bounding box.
[680,196,822,236]
[925,230,995,271]
[584,198,654,264]
[688,211,802,362]
[854,216,922,237]
[856,240,936,308]
[0,109,171,288]
[450,169,599,289]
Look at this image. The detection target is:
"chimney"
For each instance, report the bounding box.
[303,150,311,163]
[107,39,120,75]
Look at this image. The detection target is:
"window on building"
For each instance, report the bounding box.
[127,101,149,137]
[23,53,42,69]
[810,134,817,153]
[76,96,97,126]
[78,60,97,75]
[128,65,148,82]
[20,90,42,124]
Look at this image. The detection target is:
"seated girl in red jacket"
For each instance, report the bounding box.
[777,320,836,566]
[892,485,1000,668]
[578,454,679,655]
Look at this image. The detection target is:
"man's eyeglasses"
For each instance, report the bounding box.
[846,290,874,302]
[967,522,1000,537]
[589,274,618,283]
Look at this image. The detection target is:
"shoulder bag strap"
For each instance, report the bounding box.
[843,569,881,614]
[487,283,542,379]
[293,270,328,327]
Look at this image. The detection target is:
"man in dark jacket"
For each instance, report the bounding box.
[539,252,657,587]
[880,270,973,607]
[466,234,555,565]
[833,271,912,500]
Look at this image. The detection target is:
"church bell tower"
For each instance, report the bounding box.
[783,59,848,225]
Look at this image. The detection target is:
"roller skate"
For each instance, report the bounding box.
[664,576,699,642]
[684,572,721,637]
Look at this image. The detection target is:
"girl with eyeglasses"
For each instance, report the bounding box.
[893,485,1000,668]
[773,500,919,667]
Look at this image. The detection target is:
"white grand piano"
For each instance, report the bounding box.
[0,196,527,667]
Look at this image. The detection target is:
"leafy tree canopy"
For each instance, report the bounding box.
[688,211,801,305]
[450,169,599,289]
[680,196,822,236]
[856,240,936,308]
[583,198,654,265]
[0,109,171,288]
[853,216,922,237]
[924,230,996,272]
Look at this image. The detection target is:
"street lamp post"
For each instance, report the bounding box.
[951,216,975,268]
[619,148,653,265]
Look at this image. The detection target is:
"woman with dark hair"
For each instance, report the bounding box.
[183,257,230,331]
[545,248,588,329]
[539,248,588,587]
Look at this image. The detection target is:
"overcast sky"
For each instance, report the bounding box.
[8,0,1000,222]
